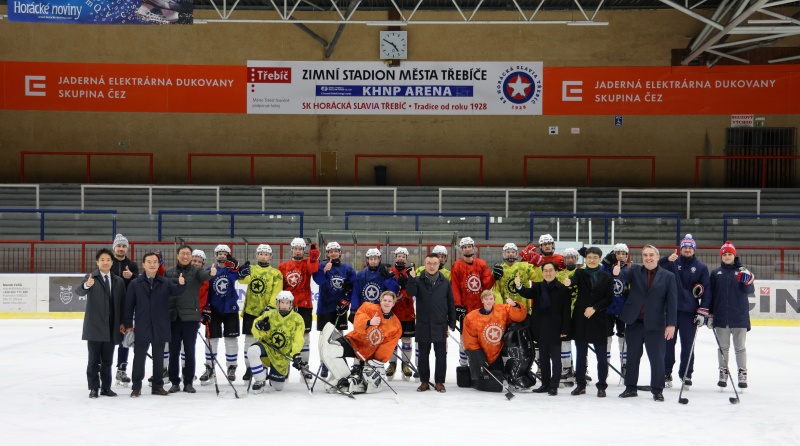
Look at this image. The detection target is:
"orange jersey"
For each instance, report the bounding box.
[451,258,495,312]
[391,266,415,322]
[345,302,403,363]
[278,258,320,309]
[462,303,527,364]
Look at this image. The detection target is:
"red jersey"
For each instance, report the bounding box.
[450,257,495,313]
[345,303,403,363]
[462,303,527,364]
[390,266,415,322]
[278,258,320,309]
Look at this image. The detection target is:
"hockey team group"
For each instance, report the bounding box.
[80,232,755,401]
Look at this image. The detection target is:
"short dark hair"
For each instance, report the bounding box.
[96,248,114,261]
[585,247,603,258]
[142,252,159,263]
[541,261,560,272]
[177,244,193,254]
[425,253,440,262]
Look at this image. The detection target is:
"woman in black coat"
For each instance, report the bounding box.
[516,261,572,395]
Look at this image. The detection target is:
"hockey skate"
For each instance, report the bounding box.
[386,362,396,381]
[737,368,747,389]
[320,364,329,379]
[251,380,266,394]
[242,367,252,382]
[559,367,575,388]
[199,364,215,386]
[115,363,131,387]
[226,365,237,382]
[665,373,673,388]
[413,371,420,382]
[718,367,729,388]
[147,368,168,387]
[402,363,413,381]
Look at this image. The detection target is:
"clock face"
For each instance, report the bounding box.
[380,31,407,60]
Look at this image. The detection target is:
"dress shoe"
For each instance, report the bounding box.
[434,383,446,393]
[100,389,117,397]
[151,388,170,396]
[597,389,606,398]
[168,384,181,394]
[619,388,638,398]
[570,386,586,396]
[417,382,430,392]
[183,384,196,393]
[89,389,99,399]
[547,388,558,396]
[532,386,549,394]
[653,392,664,402]
[130,389,141,398]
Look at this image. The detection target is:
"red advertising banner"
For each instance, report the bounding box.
[543,65,800,115]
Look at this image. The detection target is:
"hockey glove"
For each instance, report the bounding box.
[237,261,251,278]
[255,318,270,332]
[291,354,306,371]
[520,244,541,264]
[692,283,705,299]
[455,306,467,324]
[309,244,320,263]
[201,306,212,324]
[224,255,240,270]
[492,263,504,280]
[343,281,354,295]
[737,269,754,285]
[262,305,274,314]
[602,252,616,269]
[379,264,393,279]
[336,299,350,317]
[577,247,588,259]
[695,307,711,327]
[397,274,408,289]
[348,312,355,324]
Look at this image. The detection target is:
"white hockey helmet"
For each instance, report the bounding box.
[325,241,341,252]
[290,237,306,249]
[563,248,579,259]
[432,245,448,256]
[256,244,272,254]
[539,234,555,244]
[276,290,295,304]
[503,243,519,252]
[214,244,231,254]
[394,247,409,257]
[365,248,382,258]
[459,237,475,248]
[614,243,629,254]
[191,249,206,260]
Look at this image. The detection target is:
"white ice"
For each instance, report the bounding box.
[1,319,798,445]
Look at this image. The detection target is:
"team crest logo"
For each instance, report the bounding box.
[60,285,73,305]
[367,327,384,346]
[483,324,504,345]
[363,283,381,302]
[330,275,344,290]
[214,276,230,295]
[614,279,624,296]
[691,267,696,273]
[505,278,518,295]
[466,274,482,292]
[496,65,542,110]
[286,270,302,287]
[249,278,266,295]
[270,331,287,349]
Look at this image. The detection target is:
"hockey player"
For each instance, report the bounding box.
[247,291,306,393]
[386,247,417,381]
[351,248,400,318]
[318,291,403,394]
[416,245,451,280]
[706,241,754,389]
[491,243,542,310]
[238,244,283,382]
[601,243,630,376]
[658,234,710,387]
[191,250,206,268]
[450,236,495,367]
[277,237,321,380]
[111,233,139,387]
[200,244,251,385]
[521,234,566,270]
[462,290,528,390]
[312,241,358,378]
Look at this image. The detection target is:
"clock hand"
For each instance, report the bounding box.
[382,39,399,51]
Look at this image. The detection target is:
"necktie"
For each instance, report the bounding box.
[104,275,111,293]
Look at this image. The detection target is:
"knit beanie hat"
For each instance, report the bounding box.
[113,234,129,249]
[720,240,737,257]
[680,234,696,251]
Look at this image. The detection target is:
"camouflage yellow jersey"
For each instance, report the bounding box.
[250,309,305,376]
[491,261,542,311]
[558,266,579,314]
[239,264,283,317]
[416,266,450,281]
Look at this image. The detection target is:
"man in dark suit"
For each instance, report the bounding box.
[614,245,677,402]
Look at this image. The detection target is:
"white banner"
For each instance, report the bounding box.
[246,61,543,115]
[750,280,800,320]
[0,275,37,312]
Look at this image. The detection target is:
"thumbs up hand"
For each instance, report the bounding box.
[613,262,621,276]
[210,264,217,277]
[668,249,679,262]
[370,312,381,327]
[179,273,185,285]
[514,272,521,289]
[123,266,132,279]
[85,275,95,288]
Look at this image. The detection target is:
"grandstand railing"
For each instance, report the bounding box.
[618,188,761,219]
[157,210,304,241]
[529,213,682,245]
[81,184,221,213]
[523,155,656,187]
[344,212,491,240]
[0,184,40,208]
[20,151,154,184]
[354,154,484,186]
[695,155,800,188]
[187,153,317,185]
[438,188,578,217]
[0,209,117,241]
[261,186,397,217]
[722,213,800,244]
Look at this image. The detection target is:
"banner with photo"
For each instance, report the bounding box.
[246,61,544,116]
[8,0,193,25]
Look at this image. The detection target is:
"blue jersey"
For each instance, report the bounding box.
[312,261,357,314]
[602,263,629,316]
[207,267,241,314]
[351,267,400,312]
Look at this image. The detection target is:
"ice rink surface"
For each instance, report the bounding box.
[1,319,798,445]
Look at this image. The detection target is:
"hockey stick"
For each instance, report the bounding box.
[711,327,741,405]
[482,362,515,400]
[197,327,242,399]
[264,341,355,399]
[588,344,624,379]
[678,324,701,405]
